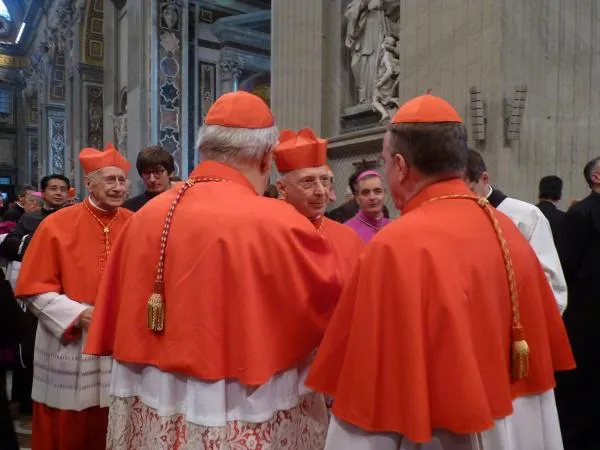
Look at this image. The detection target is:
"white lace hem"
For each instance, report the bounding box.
[110,360,313,427]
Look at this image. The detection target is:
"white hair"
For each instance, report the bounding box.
[85,168,103,184]
[195,124,279,165]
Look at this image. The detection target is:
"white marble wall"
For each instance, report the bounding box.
[271,0,324,133]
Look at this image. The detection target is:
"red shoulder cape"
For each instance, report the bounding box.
[85,161,342,385]
[306,179,575,442]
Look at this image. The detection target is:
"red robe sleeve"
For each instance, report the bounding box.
[15,220,62,296]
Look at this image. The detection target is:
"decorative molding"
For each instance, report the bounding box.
[81,0,104,67]
[470,86,486,142]
[219,57,243,81]
[86,85,103,149]
[27,132,39,188]
[0,54,26,68]
[158,0,185,175]
[49,52,66,101]
[220,46,270,73]
[199,61,216,124]
[47,109,66,174]
[212,11,271,51]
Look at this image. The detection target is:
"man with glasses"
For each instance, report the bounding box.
[275,128,364,283]
[123,145,174,212]
[14,143,132,450]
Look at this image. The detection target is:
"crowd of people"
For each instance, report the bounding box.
[0,90,598,449]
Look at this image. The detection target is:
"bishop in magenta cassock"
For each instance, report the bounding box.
[275,128,365,283]
[344,170,393,243]
[85,92,342,449]
[15,143,132,450]
[306,93,575,449]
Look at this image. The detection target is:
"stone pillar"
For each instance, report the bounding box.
[271,0,324,133]
[156,0,189,177]
[105,0,155,194]
[219,58,242,94]
[65,0,87,191]
[15,80,28,185]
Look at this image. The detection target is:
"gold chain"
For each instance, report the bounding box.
[148,176,231,333]
[421,194,529,381]
[82,200,119,261]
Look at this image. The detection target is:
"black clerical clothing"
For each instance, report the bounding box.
[0,207,56,262]
[1,203,24,223]
[555,191,600,449]
[122,191,162,212]
[536,200,565,244]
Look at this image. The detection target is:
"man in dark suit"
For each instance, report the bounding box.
[555,157,600,450]
[1,184,35,222]
[536,175,565,243]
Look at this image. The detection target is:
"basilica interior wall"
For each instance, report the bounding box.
[500,0,600,206]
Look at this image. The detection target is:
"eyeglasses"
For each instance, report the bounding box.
[294,176,332,190]
[142,168,167,179]
[102,175,128,188]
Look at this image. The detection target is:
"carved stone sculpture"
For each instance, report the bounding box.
[344,0,400,107]
[372,36,400,123]
[111,114,128,157]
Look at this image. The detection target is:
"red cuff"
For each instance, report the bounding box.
[62,317,82,342]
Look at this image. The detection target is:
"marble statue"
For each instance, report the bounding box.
[344,0,400,106]
[372,36,400,122]
[110,114,128,157]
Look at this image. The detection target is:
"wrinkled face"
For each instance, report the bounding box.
[43,178,69,209]
[87,166,128,210]
[23,194,42,213]
[19,189,35,205]
[355,176,385,217]
[141,165,172,194]
[278,166,330,219]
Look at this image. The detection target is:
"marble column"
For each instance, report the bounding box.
[104,0,156,194]
[271,0,324,133]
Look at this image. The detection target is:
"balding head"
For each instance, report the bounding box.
[584,157,600,190]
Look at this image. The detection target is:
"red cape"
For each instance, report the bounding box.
[306,179,575,442]
[15,200,132,302]
[85,161,342,385]
[320,217,365,284]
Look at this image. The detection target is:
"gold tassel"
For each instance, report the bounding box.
[511,325,529,381]
[147,282,165,332]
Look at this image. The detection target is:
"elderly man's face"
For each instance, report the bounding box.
[278,166,330,219]
[87,166,128,211]
[24,194,42,213]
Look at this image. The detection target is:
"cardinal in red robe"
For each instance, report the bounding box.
[15,143,132,450]
[274,128,365,284]
[306,93,575,449]
[85,92,342,449]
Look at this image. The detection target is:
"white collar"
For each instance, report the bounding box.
[88,195,109,212]
[485,185,493,199]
